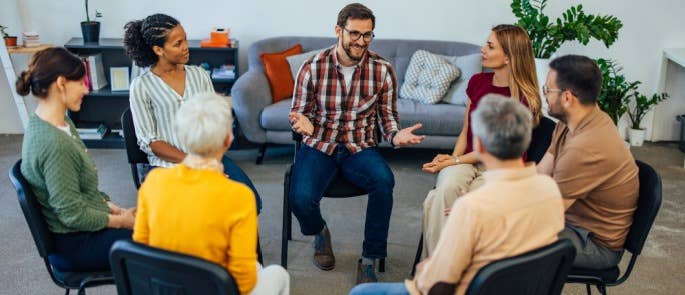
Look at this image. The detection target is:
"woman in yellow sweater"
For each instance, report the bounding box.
[133,92,289,294]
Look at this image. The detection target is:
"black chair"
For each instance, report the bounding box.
[281,132,385,272]
[121,108,149,189]
[566,160,662,295]
[9,160,114,295]
[410,116,558,275]
[109,240,239,295]
[465,239,576,295]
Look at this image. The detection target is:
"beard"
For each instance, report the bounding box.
[341,35,367,62]
[547,98,568,123]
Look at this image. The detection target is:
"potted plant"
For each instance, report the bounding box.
[511,0,623,112]
[0,25,18,48]
[627,91,669,146]
[81,0,102,43]
[511,0,623,59]
[596,58,640,125]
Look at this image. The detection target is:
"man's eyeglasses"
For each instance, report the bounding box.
[343,28,374,42]
[542,85,564,96]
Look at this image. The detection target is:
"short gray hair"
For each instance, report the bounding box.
[471,94,532,160]
[175,92,234,157]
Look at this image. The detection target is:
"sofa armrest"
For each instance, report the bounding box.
[231,69,273,143]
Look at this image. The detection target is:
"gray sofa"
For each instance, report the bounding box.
[232,36,480,163]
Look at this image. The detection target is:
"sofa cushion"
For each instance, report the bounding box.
[260,44,302,103]
[397,98,465,136]
[260,99,293,131]
[441,53,482,106]
[399,50,460,104]
[286,49,324,79]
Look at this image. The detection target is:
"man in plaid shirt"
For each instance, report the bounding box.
[289,3,425,284]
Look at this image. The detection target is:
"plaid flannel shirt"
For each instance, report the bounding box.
[290,45,400,155]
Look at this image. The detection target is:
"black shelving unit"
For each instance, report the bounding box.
[64,37,240,149]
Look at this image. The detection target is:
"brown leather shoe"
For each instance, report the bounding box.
[356,259,378,284]
[313,226,335,270]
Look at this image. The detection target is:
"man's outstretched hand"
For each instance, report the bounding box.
[392,123,426,147]
[289,112,314,136]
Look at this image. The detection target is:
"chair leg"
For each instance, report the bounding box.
[65,288,70,295]
[378,258,385,273]
[586,284,592,295]
[411,232,424,277]
[77,287,85,295]
[282,173,290,268]
[597,284,607,295]
[256,144,267,165]
[130,164,141,189]
[257,237,264,265]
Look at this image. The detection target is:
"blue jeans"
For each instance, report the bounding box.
[349,282,409,295]
[49,228,132,272]
[145,155,262,213]
[289,144,394,258]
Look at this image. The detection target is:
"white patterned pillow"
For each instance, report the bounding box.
[399,50,461,104]
[286,49,323,79]
[441,53,483,106]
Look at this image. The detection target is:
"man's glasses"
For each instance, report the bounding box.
[542,85,564,96]
[343,28,374,42]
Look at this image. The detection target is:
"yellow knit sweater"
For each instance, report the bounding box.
[133,164,258,294]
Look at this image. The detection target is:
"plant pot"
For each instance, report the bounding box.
[629,128,646,147]
[535,57,551,115]
[4,36,18,48]
[81,21,100,43]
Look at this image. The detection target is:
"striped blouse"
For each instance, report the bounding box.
[129,65,214,167]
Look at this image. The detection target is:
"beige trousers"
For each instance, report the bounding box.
[422,164,485,257]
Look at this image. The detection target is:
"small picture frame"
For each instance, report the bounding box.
[110,67,130,91]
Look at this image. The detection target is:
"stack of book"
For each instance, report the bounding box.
[79,53,108,91]
[22,32,40,47]
[77,123,109,140]
[211,65,236,80]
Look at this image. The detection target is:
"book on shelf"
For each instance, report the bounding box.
[76,123,108,140]
[79,53,108,90]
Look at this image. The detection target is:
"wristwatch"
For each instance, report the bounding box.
[454,155,461,165]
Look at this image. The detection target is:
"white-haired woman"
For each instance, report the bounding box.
[133,92,289,295]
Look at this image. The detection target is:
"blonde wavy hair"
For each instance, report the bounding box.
[492,24,541,126]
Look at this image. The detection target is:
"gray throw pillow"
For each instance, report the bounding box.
[286,49,323,79]
[400,50,461,104]
[440,53,482,106]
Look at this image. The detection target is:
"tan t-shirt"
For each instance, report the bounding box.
[548,106,639,250]
[407,164,564,295]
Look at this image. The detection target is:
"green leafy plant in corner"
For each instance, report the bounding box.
[511,0,623,58]
[84,0,103,23]
[596,58,640,125]
[0,25,10,38]
[627,91,668,130]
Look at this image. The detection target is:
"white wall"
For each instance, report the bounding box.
[2,0,684,139]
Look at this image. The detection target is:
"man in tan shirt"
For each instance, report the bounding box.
[350,95,565,295]
[538,55,639,269]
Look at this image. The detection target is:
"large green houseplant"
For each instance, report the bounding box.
[627,91,668,146]
[596,58,640,125]
[511,0,623,58]
[81,0,102,43]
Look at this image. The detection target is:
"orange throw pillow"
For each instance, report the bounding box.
[260,44,303,103]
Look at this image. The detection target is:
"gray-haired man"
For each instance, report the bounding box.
[351,95,566,295]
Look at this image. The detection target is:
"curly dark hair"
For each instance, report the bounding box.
[15,47,85,98]
[123,13,180,67]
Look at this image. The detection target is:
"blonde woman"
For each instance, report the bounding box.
[421,24,542,255]
[133,92,289,295]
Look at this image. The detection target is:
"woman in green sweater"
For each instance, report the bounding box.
[17,47,135,272]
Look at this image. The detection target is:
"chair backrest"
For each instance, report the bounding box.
[465,239,576,295]
[121,108,149,165]
[8,159,54,258]
[109,240,239,295]
[625,160,662,255]
[527,116,556,164]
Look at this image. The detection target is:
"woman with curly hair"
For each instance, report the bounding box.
[123,14,261,212]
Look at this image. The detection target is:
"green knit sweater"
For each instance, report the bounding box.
[21,114,110,233]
